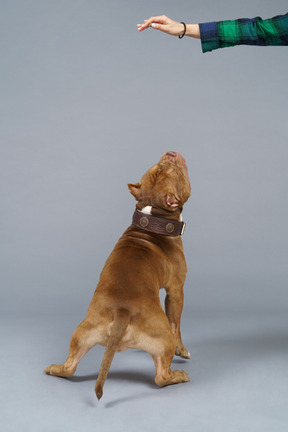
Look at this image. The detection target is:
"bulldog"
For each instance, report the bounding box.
[45,151,191,400]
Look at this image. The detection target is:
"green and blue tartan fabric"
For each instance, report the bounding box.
[199,13,288,53]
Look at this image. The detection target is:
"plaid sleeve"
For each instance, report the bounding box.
[199,13,288,53]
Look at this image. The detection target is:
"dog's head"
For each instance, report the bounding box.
[128,152,191,215]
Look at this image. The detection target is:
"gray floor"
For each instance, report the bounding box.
[1,306,288,432]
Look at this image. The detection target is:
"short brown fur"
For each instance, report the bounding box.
[45,152,191,399]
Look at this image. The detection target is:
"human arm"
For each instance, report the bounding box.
[138,13,288,53]
[137,15,200,39]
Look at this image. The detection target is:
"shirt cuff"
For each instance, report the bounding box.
[199,21,219,53]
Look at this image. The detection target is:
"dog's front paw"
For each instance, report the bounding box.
[175,345,190,359]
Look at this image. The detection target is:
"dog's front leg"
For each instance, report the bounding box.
[164,288,190,359]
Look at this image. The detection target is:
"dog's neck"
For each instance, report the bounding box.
[132,207,186,237]
[139,205,183,222]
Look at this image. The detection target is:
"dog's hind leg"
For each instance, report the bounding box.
[45,317,104,378]
[152,331,190,387]
[135,308,189,387]
[153,351,189,387]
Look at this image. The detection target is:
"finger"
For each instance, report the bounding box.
[138,15,168,31]
[147,15,168,25]
[150,23,167,32]
[137,23,152,32]
[137,21,152,29]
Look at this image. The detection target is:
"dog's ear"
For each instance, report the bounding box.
[128,182,141,200]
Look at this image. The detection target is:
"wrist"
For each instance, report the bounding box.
[178,22,186,38]
[185,24,200,39]
[175,21,186,36]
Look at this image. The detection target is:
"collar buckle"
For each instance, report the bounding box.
[180,221,186,236]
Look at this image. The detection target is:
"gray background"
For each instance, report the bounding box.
[1,0,287,431]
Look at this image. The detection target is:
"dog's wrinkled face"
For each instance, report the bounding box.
[128,152,191,213]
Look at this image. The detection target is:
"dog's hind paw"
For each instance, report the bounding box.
[44,364,74,378]
[175,346,190,359]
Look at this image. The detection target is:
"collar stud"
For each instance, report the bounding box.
[166,223,175,234]
[140,217,149,228]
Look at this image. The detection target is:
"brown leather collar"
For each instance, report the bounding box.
[132,210,186,237]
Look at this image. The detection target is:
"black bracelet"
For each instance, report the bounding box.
[178,22,186,39]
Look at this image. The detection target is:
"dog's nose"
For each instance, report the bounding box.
[166,151,177,158]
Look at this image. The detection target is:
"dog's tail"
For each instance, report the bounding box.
[95,308,130,400]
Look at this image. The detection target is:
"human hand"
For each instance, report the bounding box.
[137,15,185,37]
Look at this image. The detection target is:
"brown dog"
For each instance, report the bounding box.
[45,151,191,399]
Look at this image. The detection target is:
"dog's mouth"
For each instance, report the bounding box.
[167,194,180,208]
